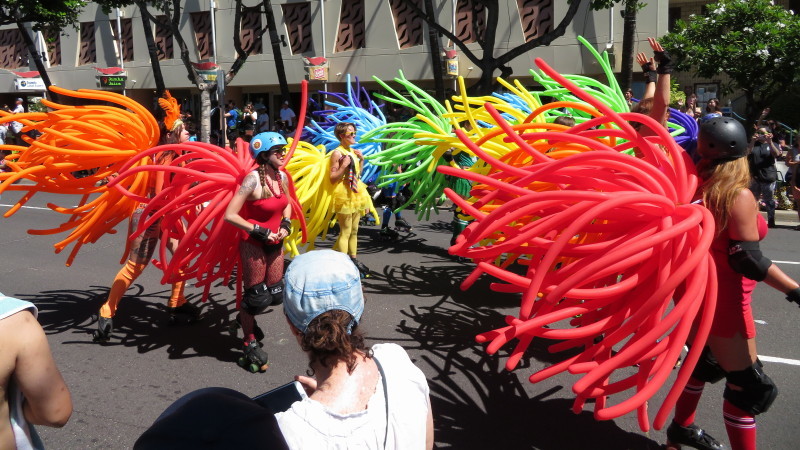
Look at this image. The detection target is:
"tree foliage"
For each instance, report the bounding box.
[660,0,800,126]
[0,0,87,30]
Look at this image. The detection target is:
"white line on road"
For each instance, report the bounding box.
[759,355,800,366]
[0,203,53,211]
[774,260,800,265]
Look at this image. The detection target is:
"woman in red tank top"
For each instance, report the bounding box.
[665,118,800,450]
[224,132,292,372]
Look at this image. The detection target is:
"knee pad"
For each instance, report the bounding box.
[267,280,284,306]
[242,283,271,315]
[690,347,726,384]
[723,360,778,415]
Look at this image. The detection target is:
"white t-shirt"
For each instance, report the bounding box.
[276,343,430,449]
[10,104,24,134]
[280,107,296,126]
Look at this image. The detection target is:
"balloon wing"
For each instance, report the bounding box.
[440,58,716,432]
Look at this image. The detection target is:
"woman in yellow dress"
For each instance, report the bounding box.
[328,122,373,276]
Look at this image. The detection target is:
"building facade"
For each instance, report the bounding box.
[0,1,667,120]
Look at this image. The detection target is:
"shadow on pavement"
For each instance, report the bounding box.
[395,295,661,449]
[15,285,280,363]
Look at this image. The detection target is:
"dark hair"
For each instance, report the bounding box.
[630,98,654,130]
[334,122,356,141]
[553,116,575,127]
[300,310,370,374]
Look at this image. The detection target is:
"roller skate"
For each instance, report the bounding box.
[394,218,412,232]
[238,339,269,373]
[167,302,200,325]
[93,316,113,342]
[360,213,377,226]
[228,313,265,342]
[379,226,400,241]
[350,257,371,278]
[665,422,725,450]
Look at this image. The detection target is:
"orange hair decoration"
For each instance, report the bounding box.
[158,90,183,131]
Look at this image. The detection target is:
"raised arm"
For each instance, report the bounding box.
[648,38,671,127]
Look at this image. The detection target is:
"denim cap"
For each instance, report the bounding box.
[284,250,364,334]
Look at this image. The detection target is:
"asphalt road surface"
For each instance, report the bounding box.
[2,190,800,449]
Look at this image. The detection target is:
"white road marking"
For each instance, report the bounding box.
[754,319,767,324]
[774,260,800,265]
[0,203,53,211]
[759,356,800,366]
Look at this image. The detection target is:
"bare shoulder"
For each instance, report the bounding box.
[0,310,36,381]
[732,188,756,211]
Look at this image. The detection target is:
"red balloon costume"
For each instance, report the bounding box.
[439,58,717,432]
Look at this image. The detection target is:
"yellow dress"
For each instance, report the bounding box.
[331,146,372,215]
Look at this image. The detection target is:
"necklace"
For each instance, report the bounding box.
[261,166,283,198]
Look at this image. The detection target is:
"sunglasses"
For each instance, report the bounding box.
[344,132,357,137]
[757,131,768,136]
[270,148,287,156]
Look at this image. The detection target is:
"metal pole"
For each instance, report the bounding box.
[210,0,218,64]
[451,0,456,93]
[321,0,327,98]
[116,8,126,96]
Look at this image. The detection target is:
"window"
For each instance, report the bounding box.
[111,18,134,62]
[79,22,96,65]
[191,11,214,60]
[0,30,26,69]
[335,0,365,52]
[43,28,61,66]
[455,0,486,44]
[283,2,313,54]
[155,16,173,60]
[388,0,423,49]
[516,0,553,42]
[668,7,681,31]
[240,7,263,55]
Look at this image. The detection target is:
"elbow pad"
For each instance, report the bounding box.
[728,240,772,281]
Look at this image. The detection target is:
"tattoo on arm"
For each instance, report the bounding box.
[239,173,257,196]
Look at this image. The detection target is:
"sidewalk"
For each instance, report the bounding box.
[766,209,799,228]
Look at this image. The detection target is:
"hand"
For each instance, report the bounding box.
[276,228,289,240]
[295,375,317,396]
[354,150,364,163]
[266,231,281,244]
[249,224,270,242]
[339,154,352,167]
[649,38,673,74]
[636,52,654,72]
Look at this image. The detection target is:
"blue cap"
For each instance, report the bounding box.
[284,250,364,334]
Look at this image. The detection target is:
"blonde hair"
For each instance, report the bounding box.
[697,157,752,233]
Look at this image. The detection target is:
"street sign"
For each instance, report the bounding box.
[98,75,127,88]
[15,77,46,90]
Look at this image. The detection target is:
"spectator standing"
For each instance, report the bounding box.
[241,102,257,139]
[9,98,25,140]
[786,140,800,229]
[276,250,434,450]
[225,103,240,147]
[279,102,296,130]
[256,106,270,133]
[748,126,781,228]
[0,293,72,449]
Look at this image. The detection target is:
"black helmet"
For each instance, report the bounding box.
[696,117,748,161]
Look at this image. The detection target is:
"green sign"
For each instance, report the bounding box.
[99,75,127,88]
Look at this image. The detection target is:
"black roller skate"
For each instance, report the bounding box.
[360,213,377,226]
[394,218,412,232]
[228,313,265,342]
[238,339,269,373]
[350,257,371,278]
[665,422,725,450]
[93,316,113,342]
[167,302,200,325]
[379,227,400,241]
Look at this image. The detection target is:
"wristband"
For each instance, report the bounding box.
[249,224,270,241]
[654,50,673,74]
[786,287,800,307]
[645,70,657,83]
[280,218,292,234]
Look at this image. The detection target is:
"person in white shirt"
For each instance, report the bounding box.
[9,98,25,137]
[279,102,296,129]
[277,250,434,449]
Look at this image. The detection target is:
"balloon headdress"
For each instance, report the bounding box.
[158,90,183,132]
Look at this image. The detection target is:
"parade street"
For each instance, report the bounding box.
[3,189,800,449]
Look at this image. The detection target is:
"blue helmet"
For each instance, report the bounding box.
[250,132,287,159]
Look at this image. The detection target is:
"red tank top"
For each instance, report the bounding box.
[240,194,288,244]
[711,214,768,303]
